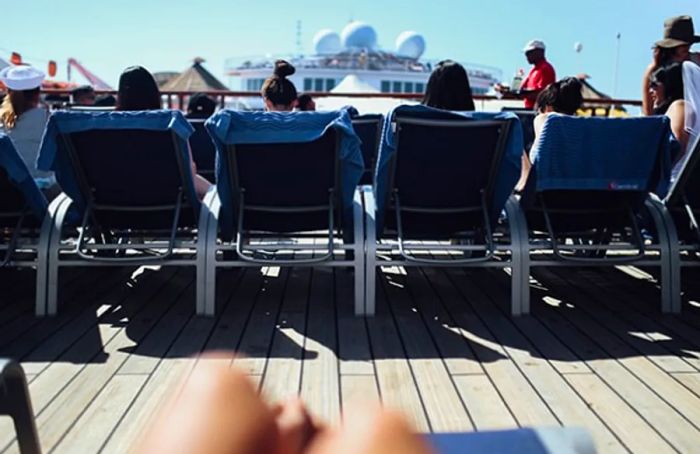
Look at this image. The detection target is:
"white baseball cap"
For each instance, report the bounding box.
[523,40,546,52]
[0,65,45,90]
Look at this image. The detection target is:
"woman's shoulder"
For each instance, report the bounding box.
[666,99,686,119]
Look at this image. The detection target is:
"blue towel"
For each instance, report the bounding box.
[374,104,523,230]
[530,114,671,194]
[205,108,363,239]
[0,134,48,220]
[37,110,196,214]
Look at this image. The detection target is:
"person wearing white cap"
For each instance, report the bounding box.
[515,39,556,109]
[0,65,57,196]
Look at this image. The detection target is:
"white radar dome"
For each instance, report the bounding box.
[395,31,426,59]
[313,29,341,55]
[341,21,377,49]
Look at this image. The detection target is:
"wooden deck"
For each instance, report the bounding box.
[1,263,700,453]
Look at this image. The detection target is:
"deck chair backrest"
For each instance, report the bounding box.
[226,130,339,233]
[351,114,383,185]
[385,116,512,236]
[0,135,47,228]
[501,108,536,151]
[61,128,196,229]
[188,119,216,181]
[522,115,671,231]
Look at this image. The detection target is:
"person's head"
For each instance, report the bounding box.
[650,62,684,113]
[296,94,316,111]
[71,85,96,106]
[523,40,546,65]
[535,77,583,115]
[422,60,475,111]
[261,60,298,111]
[116,66,161,111]
[656,15,700,53]
[0,65,45,129]
[187,93,217,118]
[656,45,690,67]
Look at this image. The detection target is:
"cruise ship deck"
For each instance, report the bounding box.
[1,262,700,453]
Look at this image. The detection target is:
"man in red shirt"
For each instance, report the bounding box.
[519,40,556,109]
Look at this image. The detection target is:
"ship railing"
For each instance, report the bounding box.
[37,89,642,115]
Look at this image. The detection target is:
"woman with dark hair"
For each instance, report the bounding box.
[422,60,475,111]
[187,93,217,119]
[515,77,584,192]
[261,60,298,111]
[115,66,211,198]
[296,93,316,111]
[650,62,690,168]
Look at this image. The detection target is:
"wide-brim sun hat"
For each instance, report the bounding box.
[0,65,45,90]
[655,15,700,48]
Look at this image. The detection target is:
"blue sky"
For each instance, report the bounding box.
[4,0,700,100]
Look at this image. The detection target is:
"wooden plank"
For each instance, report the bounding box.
[337,266,373,375]
[0,268,189,453]
[535,268,700,433]
[52,374,148,453]
[341,375,381,409]
[672,372,700,398]
[260,265,310,403]
[565,373,675,453]
[420,267,559,428]
[300,266,340,424]
[381,268,473,432]
[527,271,700,453]
[366,279,430,432]
[446,268,625,453]
[549,267,697,373]
[452,375,518,430]
[232,266,290,376]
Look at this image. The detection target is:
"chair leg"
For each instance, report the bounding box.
[46,198,71,316]
[505,197,529,316]
[647,197,681,313]
[0,360,41,454]
[362,187,377,316]
[203,196,221,316]
[353,188,365,316]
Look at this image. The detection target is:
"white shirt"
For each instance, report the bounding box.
[0,107,50,178]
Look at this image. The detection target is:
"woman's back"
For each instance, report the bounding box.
[1,106,49,179]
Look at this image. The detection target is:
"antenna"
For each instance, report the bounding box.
[613,32,621,98]
[296,20,302,56]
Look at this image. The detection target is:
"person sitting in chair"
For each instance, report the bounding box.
[421,59,475,111]
[261,60,298,112]
[116,66,211,199]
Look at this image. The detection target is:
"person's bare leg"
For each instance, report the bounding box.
[307,404,435,454]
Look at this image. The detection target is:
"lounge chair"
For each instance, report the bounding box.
[0,134,53,316]
[202,108,365,315]
[364,105,524,315]
[651,134,700,312]
[350,113,383,185]
[512,114,675,314]
[0,358,41,454]
[188,119,216,183]
[428,427,595,454]
[36,110,210,316]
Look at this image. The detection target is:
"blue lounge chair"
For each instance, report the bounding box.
[0,359,41,454]
[651,133,700,312]
[202,108,365,315]
[351,114,383,185]
[0,134,53,316]
[37,110,211,316]
[512,115,675,314]
[188,119,216,183]
[428,427,595,454]
[364,105,524,315]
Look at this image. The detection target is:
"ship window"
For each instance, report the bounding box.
[314,78,324,91]
[392,81,401,93]
[304,78,312,91]
[325,78,336,91]
[415,82,425,94]
[381,81,390,93]
[403,82,414,93]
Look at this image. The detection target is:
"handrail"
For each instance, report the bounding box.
[31,89,643,108]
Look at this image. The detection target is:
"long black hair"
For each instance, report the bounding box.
[422,60,475,111]
[651,62,684,115]
[535,77,583,115]
[261,60,298,108]
[116,66,161,111]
